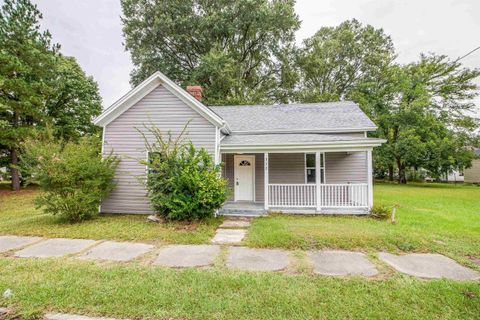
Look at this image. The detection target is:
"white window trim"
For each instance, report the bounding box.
[145,150,164,179]
[305,152,325,184]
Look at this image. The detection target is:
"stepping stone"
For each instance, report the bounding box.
[227,247,289,271]
[45,313,119,320]
[211,229,246,244]
[0,235,42,253]
[379,252,480,280]
[79,241,154,262]
[15,238,97,258]
[308,250,378,277]
[220,219,251,228]
[153,245,220,268]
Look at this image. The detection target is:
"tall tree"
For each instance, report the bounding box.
[294,19,395,102]
[121,0,300,105]
[0,0,58,190]
[0,0,103,190]
[353,55,480,183]
[45,56,102,141]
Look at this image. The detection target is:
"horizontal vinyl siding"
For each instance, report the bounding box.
[465,160,480,183]
[325,152,367,184]
[101,85,217,214]
[223,154,234,201]
[222,153,264,202]
[255,154,265,202]
[269,153,305,184]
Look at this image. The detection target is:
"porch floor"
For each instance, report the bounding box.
[218,202,267,217]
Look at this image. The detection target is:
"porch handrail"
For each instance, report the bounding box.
[268,183,316,186]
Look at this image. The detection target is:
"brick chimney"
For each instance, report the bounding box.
[186,85,202,101]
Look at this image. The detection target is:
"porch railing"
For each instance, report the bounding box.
[319,183,368,208]
[268,184,316,207]
[268,183,368,208]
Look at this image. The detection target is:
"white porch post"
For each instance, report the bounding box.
[315,151,321,212]
[264,153,269,210]
[367,149,374,208]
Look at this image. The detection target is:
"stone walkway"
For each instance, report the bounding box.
[379,252,480,280]
[308,250,378,276]
[154,244,219,267]
[1,235,479,280]
[0,308,122,320]
[211,217,250,244]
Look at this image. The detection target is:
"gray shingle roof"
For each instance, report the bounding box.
[209,101,376,133]
[221,133,383,146]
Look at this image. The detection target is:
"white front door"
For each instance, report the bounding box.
[234,155,255,201]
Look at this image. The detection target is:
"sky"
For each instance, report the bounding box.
[23,0,480,109]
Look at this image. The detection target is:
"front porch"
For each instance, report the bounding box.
[219,149,373,216]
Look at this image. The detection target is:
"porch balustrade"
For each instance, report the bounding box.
[268,183,368,208]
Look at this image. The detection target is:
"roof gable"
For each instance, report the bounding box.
[94,71,226,128]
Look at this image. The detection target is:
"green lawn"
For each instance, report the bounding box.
[0,186,221,244]
[246,183,480,265]
[0,258,479,320]
[1,182,480,319]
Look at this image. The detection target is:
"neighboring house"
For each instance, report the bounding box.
[0,166,6,181]
[440,170,464,183]
[465,148,480,183]
[94,72,385,216]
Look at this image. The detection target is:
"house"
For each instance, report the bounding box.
[440,170,464,183]
[465,148,480,183]
[94,71,385,216]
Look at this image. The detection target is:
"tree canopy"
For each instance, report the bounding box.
[353,55,480,183]
[294,19,396,102]
[121,0,300,105]
[0,0,102,190]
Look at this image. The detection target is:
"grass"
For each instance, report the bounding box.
[245,183,480,264]
[0,258,479,320]
[0,185,221,244]
[1,182,480,319]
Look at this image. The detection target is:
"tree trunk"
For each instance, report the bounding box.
[388,165,394,181]
[10,110,21,191]
[10,147,20,191]
[396,159,407,184]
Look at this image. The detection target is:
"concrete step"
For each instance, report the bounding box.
[218,209,267,217]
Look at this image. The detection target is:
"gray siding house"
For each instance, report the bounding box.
[465,149,480,183]
[94,71,385,215]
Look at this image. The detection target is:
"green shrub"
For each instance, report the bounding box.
[140,125,228,221]
[21,136,118,222]
[369,204,392,220]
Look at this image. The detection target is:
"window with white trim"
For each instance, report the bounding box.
[146,151,162,175]
[305,153,325,184]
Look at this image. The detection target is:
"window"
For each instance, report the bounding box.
[305,153,325,184]
[239,160,251,166]
[146,151,162,175]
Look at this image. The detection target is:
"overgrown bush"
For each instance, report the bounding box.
[21,135,118,222]
[140,125,228,221]
[369,204,392,220]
